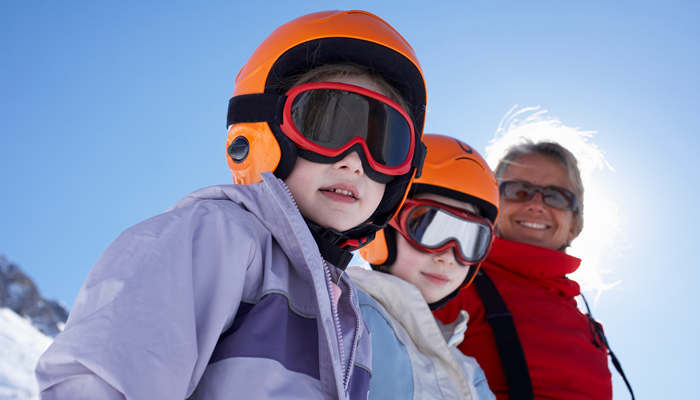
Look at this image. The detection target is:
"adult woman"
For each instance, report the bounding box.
[434,141,613,399]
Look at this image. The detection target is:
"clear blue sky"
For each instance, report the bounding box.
[2,1,698,398]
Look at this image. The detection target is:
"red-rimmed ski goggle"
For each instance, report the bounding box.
[227,82,417,181]
[390,198,495,266]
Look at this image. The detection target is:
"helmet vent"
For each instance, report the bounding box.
[228,136,250,163]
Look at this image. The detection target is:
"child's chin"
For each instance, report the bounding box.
[420,290,447,304]
[311,217,357,233]
[318,223,352,233]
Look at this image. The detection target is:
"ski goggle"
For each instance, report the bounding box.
[499,180,579,212]
[390,198,495,265]
[280,81,416,176]
[226,81,417,179]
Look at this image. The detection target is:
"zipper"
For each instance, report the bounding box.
[280,179,351,393]
[323,259,349,390]
[345,275,362,392]
[280,180,300,210]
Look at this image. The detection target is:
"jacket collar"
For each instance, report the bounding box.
[174,173,353,268]
[485,237,582,298]
[488,237,581,279]
[172,173,319,271]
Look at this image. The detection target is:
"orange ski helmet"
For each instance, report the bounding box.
[360,134,499,268]
[225,10,427,243]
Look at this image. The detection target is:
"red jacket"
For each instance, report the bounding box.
[434,238,612,399]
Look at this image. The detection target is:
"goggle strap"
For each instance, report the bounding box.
[227,93,285,128]
[412,141,427,179]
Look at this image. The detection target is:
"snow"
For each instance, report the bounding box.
[0,308,52,400]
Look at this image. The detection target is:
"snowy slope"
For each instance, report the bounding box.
[0,308,52,400]
[0,255,68,338]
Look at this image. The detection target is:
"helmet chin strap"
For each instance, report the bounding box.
[304,217,379,269]
[304,218,354,269]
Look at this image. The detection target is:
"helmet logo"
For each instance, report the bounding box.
[456,139,473,154]
[228,136,250,163]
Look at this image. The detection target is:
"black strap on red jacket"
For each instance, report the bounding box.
[580,293,636,400]
[475,268,636,400]
[473,270,534,400]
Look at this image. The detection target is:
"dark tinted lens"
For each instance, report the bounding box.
[501,181,576,210]
[501,181,536,201]
[406,206,492,262]
[291,89,411,167]
[541,187,571,209]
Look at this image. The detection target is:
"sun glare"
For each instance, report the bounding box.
[486,106,622,300]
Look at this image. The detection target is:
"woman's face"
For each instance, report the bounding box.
[496,153,579,251]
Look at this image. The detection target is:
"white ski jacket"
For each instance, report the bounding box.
[347,267,494,400]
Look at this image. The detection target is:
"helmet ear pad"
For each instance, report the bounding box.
[226,122,281,184]
[226,122,299,184]
[360,226,398,271]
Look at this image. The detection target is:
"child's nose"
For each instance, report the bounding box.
[334,151,364,175]
[434,248,458,266]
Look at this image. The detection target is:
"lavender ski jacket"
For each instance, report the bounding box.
[36,173,372,399]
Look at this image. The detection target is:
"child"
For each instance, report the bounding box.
[35,10,427,399]
[349,134,499,399]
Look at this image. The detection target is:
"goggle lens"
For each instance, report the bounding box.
[283,82,415,176]
[500,180,578,211]
[400,202,494,264]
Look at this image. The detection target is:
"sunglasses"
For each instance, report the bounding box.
[499,180,579,211]
[228,81,417,180]
[390,198,495,266]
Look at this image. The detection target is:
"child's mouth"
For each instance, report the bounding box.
[421,272,450,285]
[320,185,358,203]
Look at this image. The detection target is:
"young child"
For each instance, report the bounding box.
[35,10,427,399]
[349,134,499,399]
